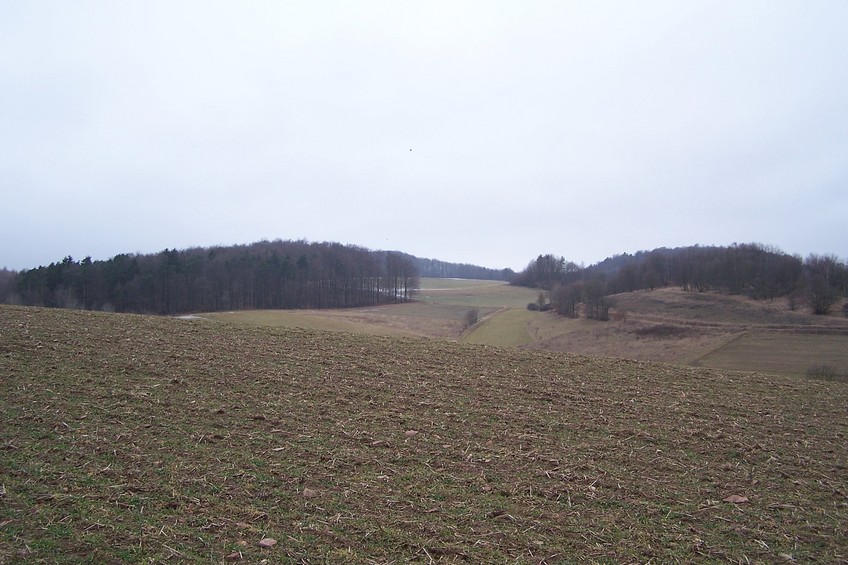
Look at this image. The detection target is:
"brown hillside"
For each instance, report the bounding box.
[526,288,848,373]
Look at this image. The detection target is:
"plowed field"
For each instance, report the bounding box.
[1,305,846,563]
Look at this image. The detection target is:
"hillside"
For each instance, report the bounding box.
[208,279,848,377]
[520,287,848,374]
[2,305,847,563]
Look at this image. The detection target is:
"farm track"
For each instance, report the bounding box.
[625,312,848,335]
[1,305,847,563]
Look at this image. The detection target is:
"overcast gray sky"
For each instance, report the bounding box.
[2,1,846,272]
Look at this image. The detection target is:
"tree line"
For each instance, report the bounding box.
[513,243,848,318]
[3,240,420,315]
[404,255,514,281]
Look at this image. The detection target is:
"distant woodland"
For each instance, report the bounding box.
[2,241,422,315]
[3,241,845,319]
[402,254,514,281]
[513,243,848,318]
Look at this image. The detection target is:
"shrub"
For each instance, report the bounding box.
[805,364,846,382]
[527,302,540,311]
[464,308,479,328]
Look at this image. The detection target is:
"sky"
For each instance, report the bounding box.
[2,1,847,272]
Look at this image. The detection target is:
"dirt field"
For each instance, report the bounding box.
[2,305,847,563]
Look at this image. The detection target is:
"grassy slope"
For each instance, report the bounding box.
[610,288,848,374]
[199,279,537,342]
[461,309,535,347]
[416,279,540,309]
[460,286,848,375]
[201,303,484,340]
[695,333,848,376]
[184,282,848,376]
[2,305,847,563]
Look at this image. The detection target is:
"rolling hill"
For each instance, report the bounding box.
[197,279,848,379]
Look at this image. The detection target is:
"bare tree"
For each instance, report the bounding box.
[806,254,844,315]
[551,282,581,318]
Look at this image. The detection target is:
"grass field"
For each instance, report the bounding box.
[416,278,540,309]
[461,309,535,347]
[198,278,532,341]
[201,302,498,340]
[429,283,848,377]
[186,281,848,379]
[694,332,848,377]
[2,305,847,563]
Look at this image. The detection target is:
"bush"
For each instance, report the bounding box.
[536,291,547,311]
[464,308,479,328]
[805,364,845,382]
[527,302,540,311]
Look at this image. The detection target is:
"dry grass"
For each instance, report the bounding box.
[416,279,540,309]
[522,314,730,366]
[461,309,535,347]
[518,289,848,373]
[612,288,848,330]
[203,302,498,341]
[2,305,847,563]
[695,332,848,376]
[184,285,848,378]
[192,278,529,341]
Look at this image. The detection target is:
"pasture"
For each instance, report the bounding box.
[199,280,848,379]
[1,305,846,563]
[201,278,539,341]
[461,309,535,347]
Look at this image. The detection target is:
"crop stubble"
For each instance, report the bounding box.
[1,305,846,563]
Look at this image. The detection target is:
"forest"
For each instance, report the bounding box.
[3,240,420,315]
[513,243,848,318]
[404,254,514,281]
[5,241,846,319]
